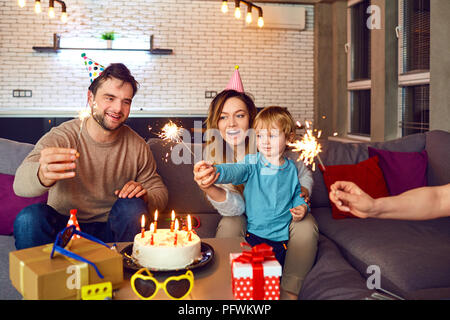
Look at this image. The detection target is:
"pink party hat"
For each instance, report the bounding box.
[225,65,244,93]
[81,53,105,83]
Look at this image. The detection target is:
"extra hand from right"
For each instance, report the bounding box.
[38,147,79,187]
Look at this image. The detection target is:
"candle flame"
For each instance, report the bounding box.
[171,210,175,221]
[174,218,179,231]
[150,222,154,233]
[154,209,158,221]
[141,215,145,228]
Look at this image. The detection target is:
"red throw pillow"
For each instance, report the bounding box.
[321,156,389,219]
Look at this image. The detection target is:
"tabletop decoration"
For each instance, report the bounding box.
[230,242,281,300]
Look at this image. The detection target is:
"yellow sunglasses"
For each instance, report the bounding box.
[131,268,194,300]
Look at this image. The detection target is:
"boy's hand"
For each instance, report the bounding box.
[290,204,308,222]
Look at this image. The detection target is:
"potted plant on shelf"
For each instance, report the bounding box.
[101,32,115,49]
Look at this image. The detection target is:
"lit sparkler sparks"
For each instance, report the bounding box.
[152,120,194,158]
[288,120,325,171]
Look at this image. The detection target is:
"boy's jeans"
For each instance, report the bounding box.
[13,198,148,250]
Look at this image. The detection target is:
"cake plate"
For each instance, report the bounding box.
[120,242,214,273]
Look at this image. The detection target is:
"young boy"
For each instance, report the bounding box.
[203,106,309,266]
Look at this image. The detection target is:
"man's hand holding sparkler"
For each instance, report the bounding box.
[38,147,79,187]
[114,180,148,203]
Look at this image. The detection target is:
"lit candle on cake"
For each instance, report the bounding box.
[187,214,192,241]
[149,223,155,245]
[170,210,175,232]
[173,218,179,245]
[154,209,158,232]
[141,214,145,238]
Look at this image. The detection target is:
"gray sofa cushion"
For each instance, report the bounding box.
[425,130,450,187]
[312,207,450,299]
[0,138,34,175]
[299,234,376,300]
[310,133,426,208]
[148,138,216,213]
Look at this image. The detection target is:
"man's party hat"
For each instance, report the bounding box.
[67,209,82,239]
[81,53,105,83]
[225,65,244,93]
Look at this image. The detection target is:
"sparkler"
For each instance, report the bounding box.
[151,120,195,157]
[288,120,325,172]
[74,105,92,158]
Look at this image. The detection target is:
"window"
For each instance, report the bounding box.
[401,0,430,73]
[398,0,430,136]
[401,84,429,136]
[350,0,371,81]
[347,0,372,137]
[350,89,371,135]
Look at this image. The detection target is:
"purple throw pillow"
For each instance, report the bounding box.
[0,173,48,235]
[368,147,428,196]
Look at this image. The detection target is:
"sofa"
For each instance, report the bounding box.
[1,129,449,300]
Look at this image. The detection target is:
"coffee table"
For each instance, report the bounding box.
[113,237,244,300]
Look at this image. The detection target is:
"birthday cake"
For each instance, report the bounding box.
[132,229,202,270]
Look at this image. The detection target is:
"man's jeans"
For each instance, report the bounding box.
[13,198,148,250]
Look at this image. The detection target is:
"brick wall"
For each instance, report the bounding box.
[0,0,314,122]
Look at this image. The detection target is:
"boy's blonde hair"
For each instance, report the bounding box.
[254,106,296,142]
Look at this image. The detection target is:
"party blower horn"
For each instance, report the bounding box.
[66,209,82,240]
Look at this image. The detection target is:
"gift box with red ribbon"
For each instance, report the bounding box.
[230,242,282,300]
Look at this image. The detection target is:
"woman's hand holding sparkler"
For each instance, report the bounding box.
[114,180,148,203]
[38,147,79,187]
[193,160,219,190]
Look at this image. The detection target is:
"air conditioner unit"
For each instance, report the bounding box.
[244,4,306,31]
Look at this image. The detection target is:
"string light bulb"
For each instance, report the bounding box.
[245,6,252,24]
[48,0,55,18]
[18,0,26,8]
[257,8,264,28]
[57,0,67,23]
[234,3,241,19]
[221,0,228,13]
[34,0,41,13]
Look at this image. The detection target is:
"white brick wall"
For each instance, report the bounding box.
[0,0,314,122]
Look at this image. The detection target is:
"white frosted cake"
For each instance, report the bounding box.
[132,229,202,270]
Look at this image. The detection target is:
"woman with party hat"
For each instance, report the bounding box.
[193,66,318,300]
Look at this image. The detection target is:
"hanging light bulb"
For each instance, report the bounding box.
[18,0,26,8]
[48,0,55,18]
[258,16,264,28]
[234,1,241,19]
[245,6,252,24]
[34,0,41,13]
[257,9,264,28]
[59,1,68,23]
[221,0,228,14]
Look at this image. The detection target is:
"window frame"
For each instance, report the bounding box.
[347,0,372,139]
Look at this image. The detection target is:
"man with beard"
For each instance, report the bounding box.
[13,63,168,249]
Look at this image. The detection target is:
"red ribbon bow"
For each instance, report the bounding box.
[233,242,276,300]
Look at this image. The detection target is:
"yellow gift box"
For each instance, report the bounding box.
[9,238,123,300]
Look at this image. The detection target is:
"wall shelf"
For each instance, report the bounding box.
[32,34,173,55]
